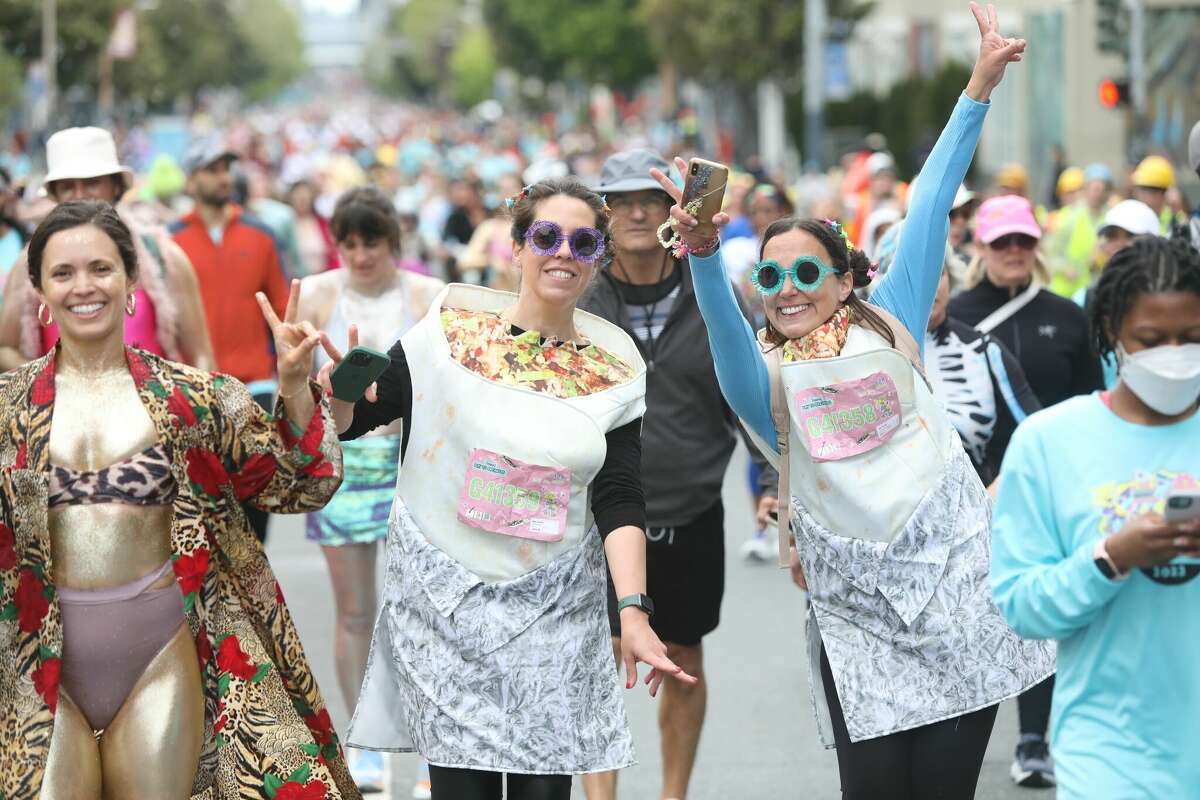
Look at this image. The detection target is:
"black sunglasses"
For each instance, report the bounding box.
[987,233,1039,251]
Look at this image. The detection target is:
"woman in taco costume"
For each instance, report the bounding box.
[323,178,692,800]
[654,6,1054,798]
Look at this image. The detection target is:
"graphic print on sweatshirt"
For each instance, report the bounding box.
[1093,470,1200,586]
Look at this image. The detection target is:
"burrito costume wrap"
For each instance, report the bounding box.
[347,285,646,774]
[749,321,1055,746]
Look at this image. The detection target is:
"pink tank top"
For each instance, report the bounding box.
[40,286,166,357]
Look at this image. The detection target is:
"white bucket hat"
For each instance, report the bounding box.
[44,127,133,190]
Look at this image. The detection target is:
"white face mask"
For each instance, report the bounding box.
[1117,343,1200,416]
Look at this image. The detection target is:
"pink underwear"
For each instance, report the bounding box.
[58,560,185,731]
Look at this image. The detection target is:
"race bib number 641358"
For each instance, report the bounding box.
[793,372,902,462]
[457,449,571,541]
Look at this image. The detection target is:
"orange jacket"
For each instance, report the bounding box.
[170,204,288,384]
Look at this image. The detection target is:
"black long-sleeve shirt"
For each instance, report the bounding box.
[340,337,645,539]
[947,276,1103,409]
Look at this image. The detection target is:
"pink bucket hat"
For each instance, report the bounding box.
[975,195,1041,244]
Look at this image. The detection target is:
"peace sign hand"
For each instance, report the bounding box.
[255,279,323,398]
[965,2,1026,103]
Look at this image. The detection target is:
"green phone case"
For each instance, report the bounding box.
[330,346,391,402]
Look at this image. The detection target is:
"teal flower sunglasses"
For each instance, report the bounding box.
[750,256,840,296]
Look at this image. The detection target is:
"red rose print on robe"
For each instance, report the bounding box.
[167,385,199,427]
[216,635,257,680]
[304,708,334,747]
[32,657,60,713]
[0,523,16,571]
[15,569,49,633]
[231,453,277,501]
[186,448,229,498]
[172,548,210,596]
[273,780,327,800]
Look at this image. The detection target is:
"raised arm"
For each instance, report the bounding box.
[689,250,777,450]
[870,2,1025,342]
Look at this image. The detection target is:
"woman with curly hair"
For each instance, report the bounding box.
[992,236,1200,799]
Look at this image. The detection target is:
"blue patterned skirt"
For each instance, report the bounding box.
[306,435,401,547]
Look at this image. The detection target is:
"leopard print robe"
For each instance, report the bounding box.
[0,347,357,799]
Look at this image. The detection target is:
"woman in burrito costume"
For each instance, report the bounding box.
[321,178,693,800]
[655,6,1054,798]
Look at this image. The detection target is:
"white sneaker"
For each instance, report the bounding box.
[739,529,775,562]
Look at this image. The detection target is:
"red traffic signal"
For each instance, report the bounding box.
[1099,78,1129,109]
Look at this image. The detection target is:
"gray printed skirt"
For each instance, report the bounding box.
[346,499,635,774]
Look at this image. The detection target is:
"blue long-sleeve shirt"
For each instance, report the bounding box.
[691,92,989,451]
[991,395,1200,799]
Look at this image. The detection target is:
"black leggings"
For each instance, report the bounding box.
[821,647,998,799]
[1016,675,1055,736]
[428,765,571,800]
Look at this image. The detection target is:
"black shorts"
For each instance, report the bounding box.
[606,499,725,646]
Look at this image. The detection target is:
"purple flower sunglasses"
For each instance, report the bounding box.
[524,220,606,264]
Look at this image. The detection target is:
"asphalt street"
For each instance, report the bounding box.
[267,444,1049,799]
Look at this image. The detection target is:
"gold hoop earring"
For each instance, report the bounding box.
[125,294,137,316]
[37,303,53,327]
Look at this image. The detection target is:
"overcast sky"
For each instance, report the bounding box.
[302,0,357,14]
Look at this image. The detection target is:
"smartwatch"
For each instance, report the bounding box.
[616,593,655,617]
[1093,537,1128,581]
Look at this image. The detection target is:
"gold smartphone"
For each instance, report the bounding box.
[682,158,730,240]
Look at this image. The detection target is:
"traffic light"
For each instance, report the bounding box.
[1099,78,1130,109]
[1097,0,1128,57]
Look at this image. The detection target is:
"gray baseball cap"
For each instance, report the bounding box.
[1189,120,1200,175]
[594,148,672,194]
[182,136,237,175]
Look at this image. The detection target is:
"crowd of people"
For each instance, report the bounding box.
[0,3,1198,800]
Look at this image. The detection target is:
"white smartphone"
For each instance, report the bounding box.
[1164,490,1200,525]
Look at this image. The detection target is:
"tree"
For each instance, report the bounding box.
[450,26,497,108]
[0,0,304,116]
[369,0,463,99]
[230,0,306,102]
[0,0,122,96]
[637,0,871,86]
[804,61,974,177]
[482,0,656,90]
[0,47,22,126]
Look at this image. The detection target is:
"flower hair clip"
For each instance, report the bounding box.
[600,193,613,215]
[504,184,534,210]
[867,262,880,281]
[823,218,855,252]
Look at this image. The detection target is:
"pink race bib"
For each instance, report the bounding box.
[793,372,902,462]
[457,449,571,542]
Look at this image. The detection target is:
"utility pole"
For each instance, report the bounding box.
[1126,0,1146,121]
[803,0,827,172]
[42,0,58,128]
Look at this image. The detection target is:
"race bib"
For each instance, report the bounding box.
[457,449,571,541]
[793,372,902,462]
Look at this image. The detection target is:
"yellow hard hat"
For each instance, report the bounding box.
[1056,167,1084,196]
[996,163,1029,192]
[1131,155,1175,190]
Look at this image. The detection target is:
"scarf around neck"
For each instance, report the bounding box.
[779,305,851,362]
